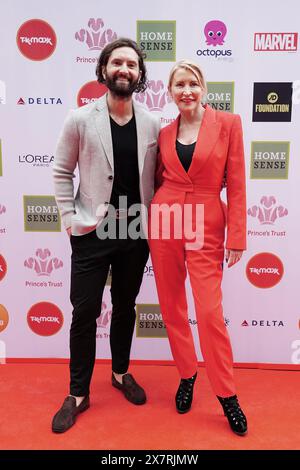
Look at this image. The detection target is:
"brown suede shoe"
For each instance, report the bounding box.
[52,395,90,433]
[112,373,146,405]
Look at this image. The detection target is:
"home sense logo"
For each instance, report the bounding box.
[205,82,234,112]
[27,302,63,336]
[246,253,284,288]
[250,141,289,179]
[252,83,292,122]
[136,21,176,61]
[16,19,57,61]
[0,305,9,333]
[254,33,298,51]
[77,81,107,107]
[23,196,61,232]
[136,304,167,338]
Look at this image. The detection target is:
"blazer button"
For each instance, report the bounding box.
[108,175,113,180]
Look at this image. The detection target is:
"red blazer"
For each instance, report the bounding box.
[155,105,246,250]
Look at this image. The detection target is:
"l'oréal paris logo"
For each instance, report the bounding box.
[19,153,54,167]
[196,20,232,60]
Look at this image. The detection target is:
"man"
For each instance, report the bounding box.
[52,38,160,433]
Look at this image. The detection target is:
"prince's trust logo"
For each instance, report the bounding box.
[75,18,118,64]
[135,80,172,111]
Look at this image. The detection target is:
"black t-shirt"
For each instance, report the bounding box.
[176,140,196,173]
[109,115,141,210]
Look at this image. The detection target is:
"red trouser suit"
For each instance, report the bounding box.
[149,105,246,397]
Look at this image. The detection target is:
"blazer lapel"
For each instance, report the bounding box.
[166,116,193,183]
[94,95,114,169]
[133,102,148,176]
[188,104,221,177]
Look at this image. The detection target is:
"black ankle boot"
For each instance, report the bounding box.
[175,373,197,414]
[217,395,248,436]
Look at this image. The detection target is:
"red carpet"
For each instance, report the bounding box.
[0,363,299,450]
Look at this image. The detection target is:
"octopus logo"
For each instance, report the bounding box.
[246,252,284,288]
[27,302,64,336]
[17,19,57,61]
[204,20,227,46]
[77,81,107,107]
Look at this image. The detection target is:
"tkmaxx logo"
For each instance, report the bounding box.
[77,81,107,107]
[0,254,7,282]
[27,302,63,336]
[246,252,284,288]
[16,19,57,61]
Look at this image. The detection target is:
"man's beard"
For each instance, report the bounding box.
[105,74,139,98]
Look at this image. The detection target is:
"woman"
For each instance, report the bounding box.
[149,61,247,436]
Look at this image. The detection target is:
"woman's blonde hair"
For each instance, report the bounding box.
[168,60,207,94]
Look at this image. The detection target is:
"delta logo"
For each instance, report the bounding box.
[246,252,284,288]
[0,254,7,282]
[254,33,298,51]
[136,304,167,338]
[241,319,284,327]
[196,20,232,60]
[75,18,117,64]
[77,81,107,107]
[16,19,57,61]
[17,97,62,105]
[27,302,63,336]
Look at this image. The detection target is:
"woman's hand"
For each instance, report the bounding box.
[225,249,243,268]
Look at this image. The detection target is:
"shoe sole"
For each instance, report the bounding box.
[176,406,192,414]
[52,402,90,433]
[112,382,146,405]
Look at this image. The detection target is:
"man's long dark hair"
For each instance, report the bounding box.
[96,38,147,93]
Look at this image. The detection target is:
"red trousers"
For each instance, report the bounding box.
[149,187,236,397]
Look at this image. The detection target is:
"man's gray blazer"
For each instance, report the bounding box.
[53,94,160,236]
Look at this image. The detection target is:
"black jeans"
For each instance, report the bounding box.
[69,229,149,396]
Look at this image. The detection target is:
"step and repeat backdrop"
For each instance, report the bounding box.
[0,0,300,366]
